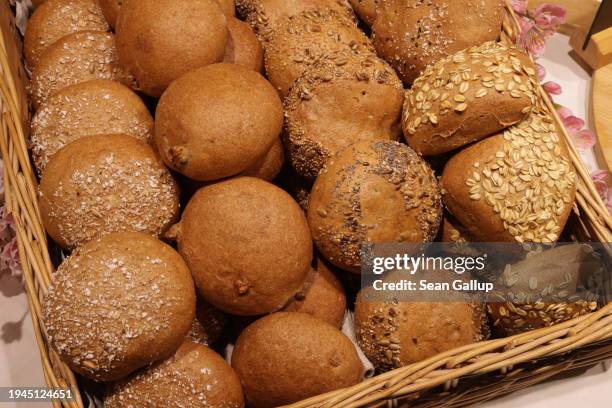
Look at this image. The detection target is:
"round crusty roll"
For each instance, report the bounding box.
[372,0,504,84]
[283,256,346,328]
[240,137,285,181]
[402,42,536,156]
[285,52,403,180]
[116,0,227,97]
[355,281,489,371]
[187,299,227,346]
[174,177,312,316]
[30,31,134,108]
[264,8,373,97]
[216,0,236,16]
[24,0,109,68]
[105,342,244,407]
[307,140,442,273]
[39,134,179,250]
[441,112,576,244]
[155,63,282,181]
[30,80,153,174]
[224,18,264,72]
[98,0,122,28]
[236,0,354,44]
[232,312,362,407]
[43,232,195,381]
[349,0,377,25]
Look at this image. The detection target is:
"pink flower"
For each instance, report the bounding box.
[592,170,612,213]
[533,4,567,33]
[0,206,15,241]
[510,0,528,15]
[557,107,597,150]
[536,63,547,81]
[543,81,562,95]
[573,129,597,150]
[518,18,547,58]
[0,237,21,278]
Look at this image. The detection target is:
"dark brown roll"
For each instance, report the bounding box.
[349,0,378,25]
[187,299,227,346]
[307,140,442,273]
[43,232,195,381]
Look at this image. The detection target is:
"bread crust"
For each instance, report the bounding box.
[224,18,264,72]
[349,0,378,25]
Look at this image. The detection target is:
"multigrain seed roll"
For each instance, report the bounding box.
[372,0,504,84]
[236,0,355,45]
[264,8,373,97]
[105,342,244,408]
[155,64,283,181]
[284,52,403,180]
[224,18,264,72]
[116,0,228,97]
[98,0,122,28]
[349,0,377,25]
[240,138,285,181]
[39,134,179,250]
[43,232,195,381]
[441,113,576,243]
[283,256,346,328]
[30,31,133,108]
[30,80,153,174]
[24,0,109,68]
[232,312,363,408]
[402,42,536,156]
[354,283,489,371]
[308,140,442,273]
[174,177,312,316]
[187,299,227,346]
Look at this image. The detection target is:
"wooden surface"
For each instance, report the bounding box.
[592,62,612,170]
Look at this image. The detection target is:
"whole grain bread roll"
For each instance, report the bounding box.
[175,177,312,316]
[155,63,282,181]
[308,140,442,273]
[236,0,354,44]
[98,0,121,28]
[439,213,472,243]
[240,138,285,181]
[349,0,377,25]
[105,342,244,407]
[441,112,576,243]
[30,80,153,174]
[30,31,133,108]
[373,0,504,84]
[232,312,362,407]
[39,134,179,250]
[284,52,403,180]
[224,18,264,72]
[402,42,536,156]
[187,299,227,346]
[43,232,195,381]
[264,8,373,97]
[24,0,109,68]
[116,0,228,97]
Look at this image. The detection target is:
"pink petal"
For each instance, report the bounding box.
[556,106,573,120]
[534,4,568,21]
[543,81,562,95]
[536,63,546,81]
[510,0,528,14]
[573,129,596,150]
[591,169,610,182]
[562,115,585,133]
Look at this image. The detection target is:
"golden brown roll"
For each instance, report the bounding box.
[30,80,153,174]
[232,312,362,407]
[30,31,133,108]
[402,42,536,156]
[43,232,195,381]
[155,63,283,181]
[174,177,312,316]
[224,18,264,72]
[439,213,472,243]
[39,134,179,250]
[236,0,355,44]
[307,140,442,273]
[264,8,373,97]
[283,256,346,328]
[187,299,227,346]
[284,52,403,180]
[240,138,285,181]
[116,0,228,97]
[24,0,109,68]
[372,0,504,84]
[349,0,377,25]
[441,112,576,243]
[216,0,236,16]
[105,342,244,407]
[98,0,122,28]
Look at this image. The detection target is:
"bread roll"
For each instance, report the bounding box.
[402,42,536,156]
[24,0,109,68]
[155,63,282,181]
[285,52,403,180]
[232,312,362,407]
[349,0,377,25]
[224,18,264,72]
[116,0,227,97]
[264,8,373,97]
[372,0,504,84]
[236,0,355,44]
[441,113,576,243]
[240,138,285,181]
[216,0,236,16]
[43,232,195,381]
[98,0,121,28]
[39,134,179,250]
[439,213,472,243]
[308,140,442,273]
[30,80,153,174]
[175,177,312,316]
[30,31,133,108]
[187,299,227,346]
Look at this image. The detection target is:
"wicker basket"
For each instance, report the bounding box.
[0,1,611,407]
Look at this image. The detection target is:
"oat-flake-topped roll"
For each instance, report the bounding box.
[441,112,577,243]
[402,41,537,156]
